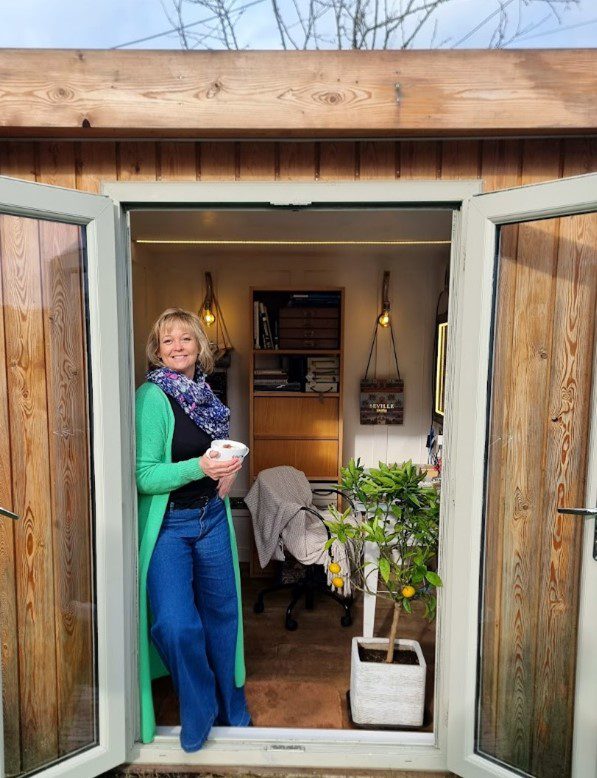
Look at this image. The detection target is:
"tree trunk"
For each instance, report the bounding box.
[385,602,400,663]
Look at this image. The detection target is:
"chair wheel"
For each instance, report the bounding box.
[285,617,298,631]
[340,614,353,627]
[253,600,264,614]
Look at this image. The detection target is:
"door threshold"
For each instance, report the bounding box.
[129,728,442,771]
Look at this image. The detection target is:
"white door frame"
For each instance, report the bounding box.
[103,179,481,772]
[445,174,597,778]
[0,176,127,778]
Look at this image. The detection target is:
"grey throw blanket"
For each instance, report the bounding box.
[245,466,353,595]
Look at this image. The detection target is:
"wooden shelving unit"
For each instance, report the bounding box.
[249,287,344,485]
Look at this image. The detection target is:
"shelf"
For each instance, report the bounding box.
[253,349,341,355]
[253,391,340,397]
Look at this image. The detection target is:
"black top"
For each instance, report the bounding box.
[167,396,218,507]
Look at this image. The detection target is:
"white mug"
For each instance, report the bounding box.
[208,439,249,461]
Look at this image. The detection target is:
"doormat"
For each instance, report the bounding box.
[245,679,344,729]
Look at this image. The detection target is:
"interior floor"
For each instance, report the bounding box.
[153,567,436,731]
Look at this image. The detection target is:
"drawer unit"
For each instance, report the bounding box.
[251,439,339,480]
[278,308,340,349]
[279,307,339,322]
[253,396,339,437]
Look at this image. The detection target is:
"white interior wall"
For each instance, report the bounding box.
[131,214,449,562]
[133,247,448,478]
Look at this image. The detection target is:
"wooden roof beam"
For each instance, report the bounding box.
[1,49,596,138]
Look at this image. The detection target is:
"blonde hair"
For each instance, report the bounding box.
[146,308,215,375]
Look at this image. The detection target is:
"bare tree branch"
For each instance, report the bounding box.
[162,0,585,51]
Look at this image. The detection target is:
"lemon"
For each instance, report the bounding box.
[331,576,344,588]
[401,585,416,599]
[328,562,341,574]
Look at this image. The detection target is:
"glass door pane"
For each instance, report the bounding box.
[476,211,597,777]
[0,215,97,776]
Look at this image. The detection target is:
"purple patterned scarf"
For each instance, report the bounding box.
[147,367,230,439]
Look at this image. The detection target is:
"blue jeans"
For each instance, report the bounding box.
[147,496,250,751]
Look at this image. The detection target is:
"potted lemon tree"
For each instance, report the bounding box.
[324,458,442,727]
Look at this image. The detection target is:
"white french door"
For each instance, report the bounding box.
[0,176,126,778]
[446,174,597,778]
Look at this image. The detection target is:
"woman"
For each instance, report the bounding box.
[136,307,250,752]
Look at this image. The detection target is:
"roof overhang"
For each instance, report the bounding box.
[1,49,596,139]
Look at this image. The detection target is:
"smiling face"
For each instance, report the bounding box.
[157,323,200,379]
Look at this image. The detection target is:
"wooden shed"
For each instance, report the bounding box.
[0,49,596,778]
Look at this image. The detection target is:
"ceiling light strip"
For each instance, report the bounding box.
[135,239,451,246]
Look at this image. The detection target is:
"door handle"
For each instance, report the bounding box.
[557,507,597,516]
[557,507,597,561]
[0,505,19,520]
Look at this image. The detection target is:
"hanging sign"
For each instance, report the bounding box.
[359,320,404,425]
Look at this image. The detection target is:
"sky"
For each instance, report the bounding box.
[0,0,595,50]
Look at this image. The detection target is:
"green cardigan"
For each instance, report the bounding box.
[135,381,246,744]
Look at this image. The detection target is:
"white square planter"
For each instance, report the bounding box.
[350,637,426,727]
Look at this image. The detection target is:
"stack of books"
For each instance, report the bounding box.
[287,292,340,308]
[305,356,339,393]
[253,368,300,392]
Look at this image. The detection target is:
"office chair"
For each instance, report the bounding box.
[253,487,355,631]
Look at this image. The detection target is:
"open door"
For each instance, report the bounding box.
[446,173,597,778]
[0,177,126,778]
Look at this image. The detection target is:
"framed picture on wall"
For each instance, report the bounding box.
[433,313,448,426]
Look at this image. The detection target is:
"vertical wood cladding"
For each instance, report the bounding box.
[478,142,596,776]
[0,137,595,773]
[1,138,592,191]
[0,215,95,774]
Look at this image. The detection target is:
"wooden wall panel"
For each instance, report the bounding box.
[1,215,59,772]
[480,140,522,192]
[440,140,481,179]
[37,143,76,188]
[0,138,594,190]
[531,162,596,775]
[399,141,440,179]
[199,142,236,181]
[118,142,158,182]
[493,215,561,772]
[39,221,94,755]
[477,138,522,754]
[359,141,397,180]
[0,219,21,776]
[239,143,276,180]
[477,137,596,776]
[76,142,117,194]
[278,143,316,180]
[157,142,199,181]
[319,142,357,180]
[0,142,37,180]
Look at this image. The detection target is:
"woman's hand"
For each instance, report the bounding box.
[199,450,243,480]
[217,472,237,499]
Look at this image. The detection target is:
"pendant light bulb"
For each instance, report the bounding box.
[200,271,216,327]
[378,271,392,328]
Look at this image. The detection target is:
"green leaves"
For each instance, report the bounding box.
[326,457,442,634]
[378,557,391,584]
[425,571,443,587]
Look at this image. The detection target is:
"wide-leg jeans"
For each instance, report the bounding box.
[147,495,250,751]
